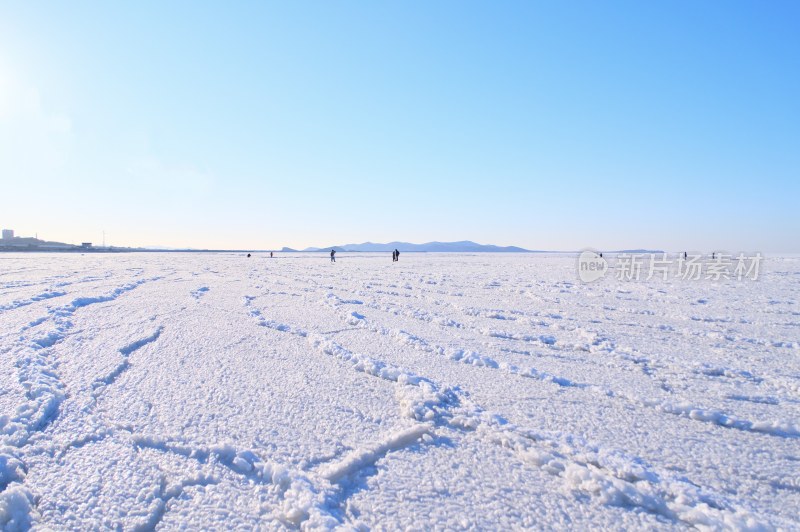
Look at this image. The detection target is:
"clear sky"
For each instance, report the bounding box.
[1,1,798,251]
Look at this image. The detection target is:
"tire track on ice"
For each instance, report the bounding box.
[54,424,340,530]
[55,325,166,463]
[312,339,779,527]
[242,295,782,529]
[316,425,432,484]
[321,291,588,388]
[244,295,456,422]
[6,280,152,443]
[130,427,432,529]
[329,292,800,440]
[0,271,116,301]
[133,473,220,532]
[324,287,591,368]
[91,326,165,400]
[242,295,458,526]
[128,432,341,529]
[0,276,162,527]
[562,330,800,437]
[0,289,68,313]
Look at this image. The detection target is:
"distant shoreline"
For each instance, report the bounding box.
[0,248,669,255]
[0,248,547,254]
[0,237,663,255]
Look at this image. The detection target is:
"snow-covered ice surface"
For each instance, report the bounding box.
[1,252,798,530]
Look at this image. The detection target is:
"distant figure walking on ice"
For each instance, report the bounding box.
[330,249,336,262]
[270,251,273,258]
[393,249,400,262]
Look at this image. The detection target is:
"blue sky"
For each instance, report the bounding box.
[1,1,798,251]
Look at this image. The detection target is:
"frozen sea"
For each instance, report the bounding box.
[1,252,798,530]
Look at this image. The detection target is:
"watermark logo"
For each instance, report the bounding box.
[576,252,762,283]
[577,250,608,283]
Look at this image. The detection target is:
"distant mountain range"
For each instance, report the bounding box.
[1,235,662,254]
[290,241,536,253]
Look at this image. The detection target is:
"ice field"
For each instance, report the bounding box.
[1,252,798,530]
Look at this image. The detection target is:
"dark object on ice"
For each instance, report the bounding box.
[599,252,603,258]
[330,249,336,262]
[247,253,251,258]
[270,252,273,258]
[684,251,687,259]
[393,249,400,262]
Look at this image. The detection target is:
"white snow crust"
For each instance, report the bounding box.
[0,252,798,530]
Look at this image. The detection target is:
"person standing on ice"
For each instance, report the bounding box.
[394,249,400,262]
[330,249,336,262]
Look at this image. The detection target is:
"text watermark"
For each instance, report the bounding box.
[577,251,762,283]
